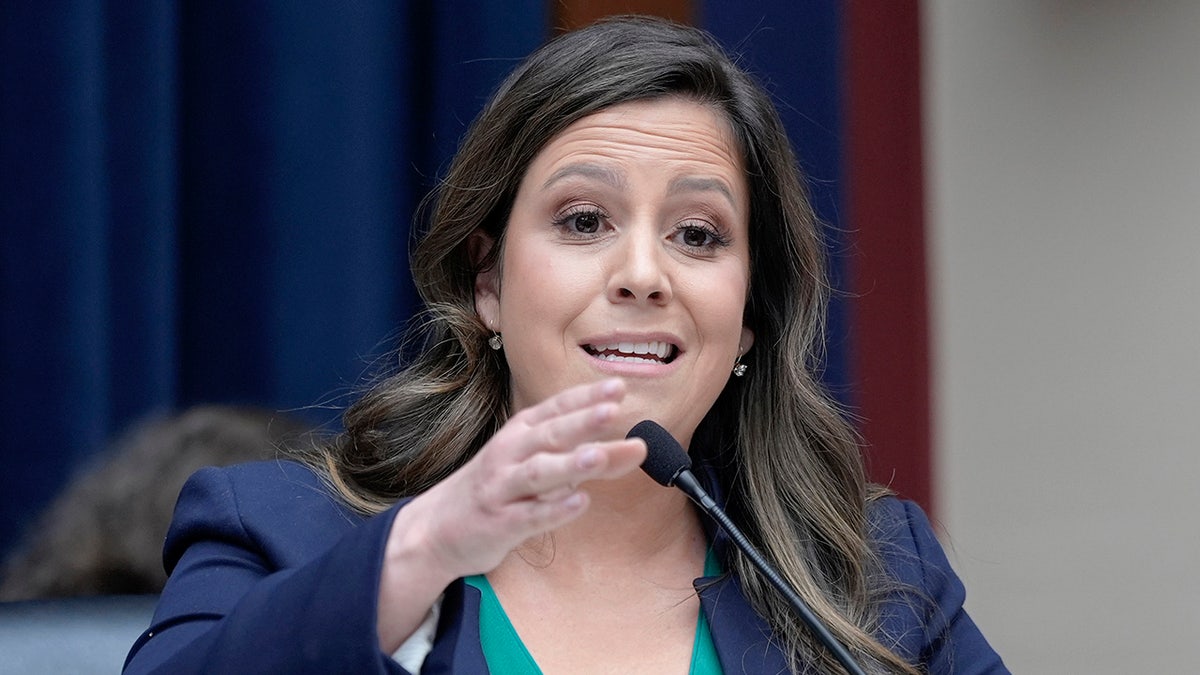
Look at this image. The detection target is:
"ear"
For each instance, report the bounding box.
[469,231,501,330]
[738,326,755,356]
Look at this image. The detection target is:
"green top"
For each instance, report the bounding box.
[464,548,724,674]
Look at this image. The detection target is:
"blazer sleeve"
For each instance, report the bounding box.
[872,498,1009,674]
[123,465,410,675]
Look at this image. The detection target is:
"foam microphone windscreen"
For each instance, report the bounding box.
[627,420,691,487]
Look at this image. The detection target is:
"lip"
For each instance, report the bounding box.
[579,332,683,375]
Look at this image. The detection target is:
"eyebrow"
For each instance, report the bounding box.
[541,162,739,212]
[667,175,738,211]
[542,163,628,190]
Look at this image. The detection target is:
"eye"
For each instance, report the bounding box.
[673,221,729,252]
[571,211,601,234]
[552,205,608,237]
[681,226,712,248]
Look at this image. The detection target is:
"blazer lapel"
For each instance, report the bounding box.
[420,581,489,674]
[697,573,790,674]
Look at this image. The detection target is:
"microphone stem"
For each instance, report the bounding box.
[673,470,868,675]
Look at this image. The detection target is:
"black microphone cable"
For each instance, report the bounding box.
[629,420,868,675]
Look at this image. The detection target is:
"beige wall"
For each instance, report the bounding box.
[924,1,1200,672]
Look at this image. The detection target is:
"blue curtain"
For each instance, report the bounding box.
[0,1,847,559]
[0,0,546,557]
[699,1,851,402]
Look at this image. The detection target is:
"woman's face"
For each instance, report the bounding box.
[475,97,754,448]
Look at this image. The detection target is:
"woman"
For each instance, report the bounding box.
[125,16,1005,675]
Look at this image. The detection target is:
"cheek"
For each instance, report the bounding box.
[698,277,751,343]
[498,246,597,338]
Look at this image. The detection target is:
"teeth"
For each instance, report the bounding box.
[588,340,674,360]
[596,354,661,364]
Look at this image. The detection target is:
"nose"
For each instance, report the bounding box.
[607,228,672,305]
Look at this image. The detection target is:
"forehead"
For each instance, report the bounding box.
[523,97,747,195]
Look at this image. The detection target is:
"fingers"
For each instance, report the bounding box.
[480,377,647,503]
[495,438,647,503]
[508,490,590,533]
[396,380,652,581]
[489,379,628,465]
[517,377,625,426]
[525,400,620,459]
[490,437,646,541]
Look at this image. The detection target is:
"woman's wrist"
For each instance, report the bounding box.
[376,498,460,651]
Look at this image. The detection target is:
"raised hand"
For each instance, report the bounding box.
[375,377,647,650]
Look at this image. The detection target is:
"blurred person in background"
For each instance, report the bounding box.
[0,406,314,600]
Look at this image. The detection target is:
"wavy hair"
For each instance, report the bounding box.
[305,16,919,674]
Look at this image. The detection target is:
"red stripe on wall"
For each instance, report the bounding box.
[552,0,693,31]
[845,1,933,512]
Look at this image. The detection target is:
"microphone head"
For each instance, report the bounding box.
[627,420,691,487]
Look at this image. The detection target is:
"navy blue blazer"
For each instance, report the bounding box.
[124,460,1007,674]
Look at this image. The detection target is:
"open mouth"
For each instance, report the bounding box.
[583,340,679,365]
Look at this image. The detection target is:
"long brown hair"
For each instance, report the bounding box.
[304,16,920,674]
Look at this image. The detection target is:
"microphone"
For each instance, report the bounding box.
[627,420,868,675]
